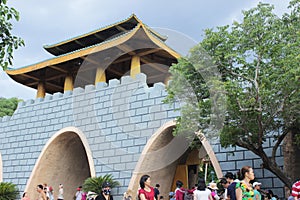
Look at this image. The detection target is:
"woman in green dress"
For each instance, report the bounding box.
[236,166,255,200]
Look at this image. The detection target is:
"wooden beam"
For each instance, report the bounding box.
[117,44,136,56]
[75,39,86,47]
[20,73,40,81]
[48,65,68,73]
[137,48,160,57]
[116,25,127,32]
[140,57,169,73]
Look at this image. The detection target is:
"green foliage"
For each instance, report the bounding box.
[200,2,300,149]
[166,1,299,187]
[0,1,24,70]
[0,98,23,117]
[0,97,21,117]
[0,182,19,200]
[82,174,120,195]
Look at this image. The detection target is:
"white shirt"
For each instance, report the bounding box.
[194,188,211,200]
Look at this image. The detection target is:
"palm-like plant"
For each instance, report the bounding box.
[0,182,19,200]
[82,174,120,195]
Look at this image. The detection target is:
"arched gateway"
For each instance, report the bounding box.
[25,127,95,200]
[129,121,222,199]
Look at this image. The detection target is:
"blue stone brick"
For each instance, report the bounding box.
[122,124,135,132]
[134,137,146,146]
[127,146,140,154]
[125,161,136,170]
[219,162,236,171]
[227,151,244,161]
[215,153,227,162]
[236,160,253,169]
[108,156,121,164]
[114,163,126,171]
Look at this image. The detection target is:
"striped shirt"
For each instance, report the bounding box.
[292,181,300,198]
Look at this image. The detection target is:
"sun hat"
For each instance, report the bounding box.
[253,182,262,187]
[208,182,218,190]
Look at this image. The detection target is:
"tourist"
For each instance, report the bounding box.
[95,182,114,200]
[48,186,54,200]
[175,180,185,200]
[292,180,300,200]
[169,192,175,200]
[266,190,276,200]
[75,186,83,200]
[235,166,255,200]
[253,182,262,200]
[138,175,155,200]
[225,172,237,200]
[123,189,133,200]
[22,192,30,200]
[57,184,64,200]
[154,184,161,200]
[193,178,211,200]
[43,183,50,200]
[220,178,229,200]
[37,184,47,200]
[207,182,220,200]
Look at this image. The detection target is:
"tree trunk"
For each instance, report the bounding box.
[283,127,300,184]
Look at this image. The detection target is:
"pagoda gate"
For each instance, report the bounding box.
[0,15,285,200]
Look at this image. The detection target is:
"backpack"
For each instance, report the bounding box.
[184,191,193,200]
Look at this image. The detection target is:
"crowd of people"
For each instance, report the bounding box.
[136,166,299,200]
[20,168,299,200]
[21,183,63,200]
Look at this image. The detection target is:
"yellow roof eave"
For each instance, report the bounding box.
[141,24,181,59]
[6,24,180,76]
[6,24,143,75]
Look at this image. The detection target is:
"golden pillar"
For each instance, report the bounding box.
[130,55,141,78]
[36,82,46,98]
[95,66,106,85]
[64,74,74,91]
[164,75,171,86]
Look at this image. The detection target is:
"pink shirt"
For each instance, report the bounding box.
[138,187,155,200]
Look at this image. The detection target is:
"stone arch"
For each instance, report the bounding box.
[0,152,2,182]
[25,127,95,200]
[128,120,222,199]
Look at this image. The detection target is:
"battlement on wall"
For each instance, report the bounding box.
[0,73,169,123]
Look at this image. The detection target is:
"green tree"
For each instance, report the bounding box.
[0,0,24,70]
[82,174,120,195]
[166,1,299,188]
[0,97,21,117]
[0,182,19,200]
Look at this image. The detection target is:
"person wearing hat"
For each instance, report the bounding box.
[253,182,262,200]
[207,182,220,200]
[75,186,83,200]
[95,182,113,200]
[169,192,175,200]
[48,186,54,200]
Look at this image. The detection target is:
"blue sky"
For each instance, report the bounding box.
[0,0,290,100]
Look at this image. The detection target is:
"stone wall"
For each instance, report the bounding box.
[0,73,285,199]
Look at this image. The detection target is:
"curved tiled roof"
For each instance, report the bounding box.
[6,15,180,95]
[43,14,167,56]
